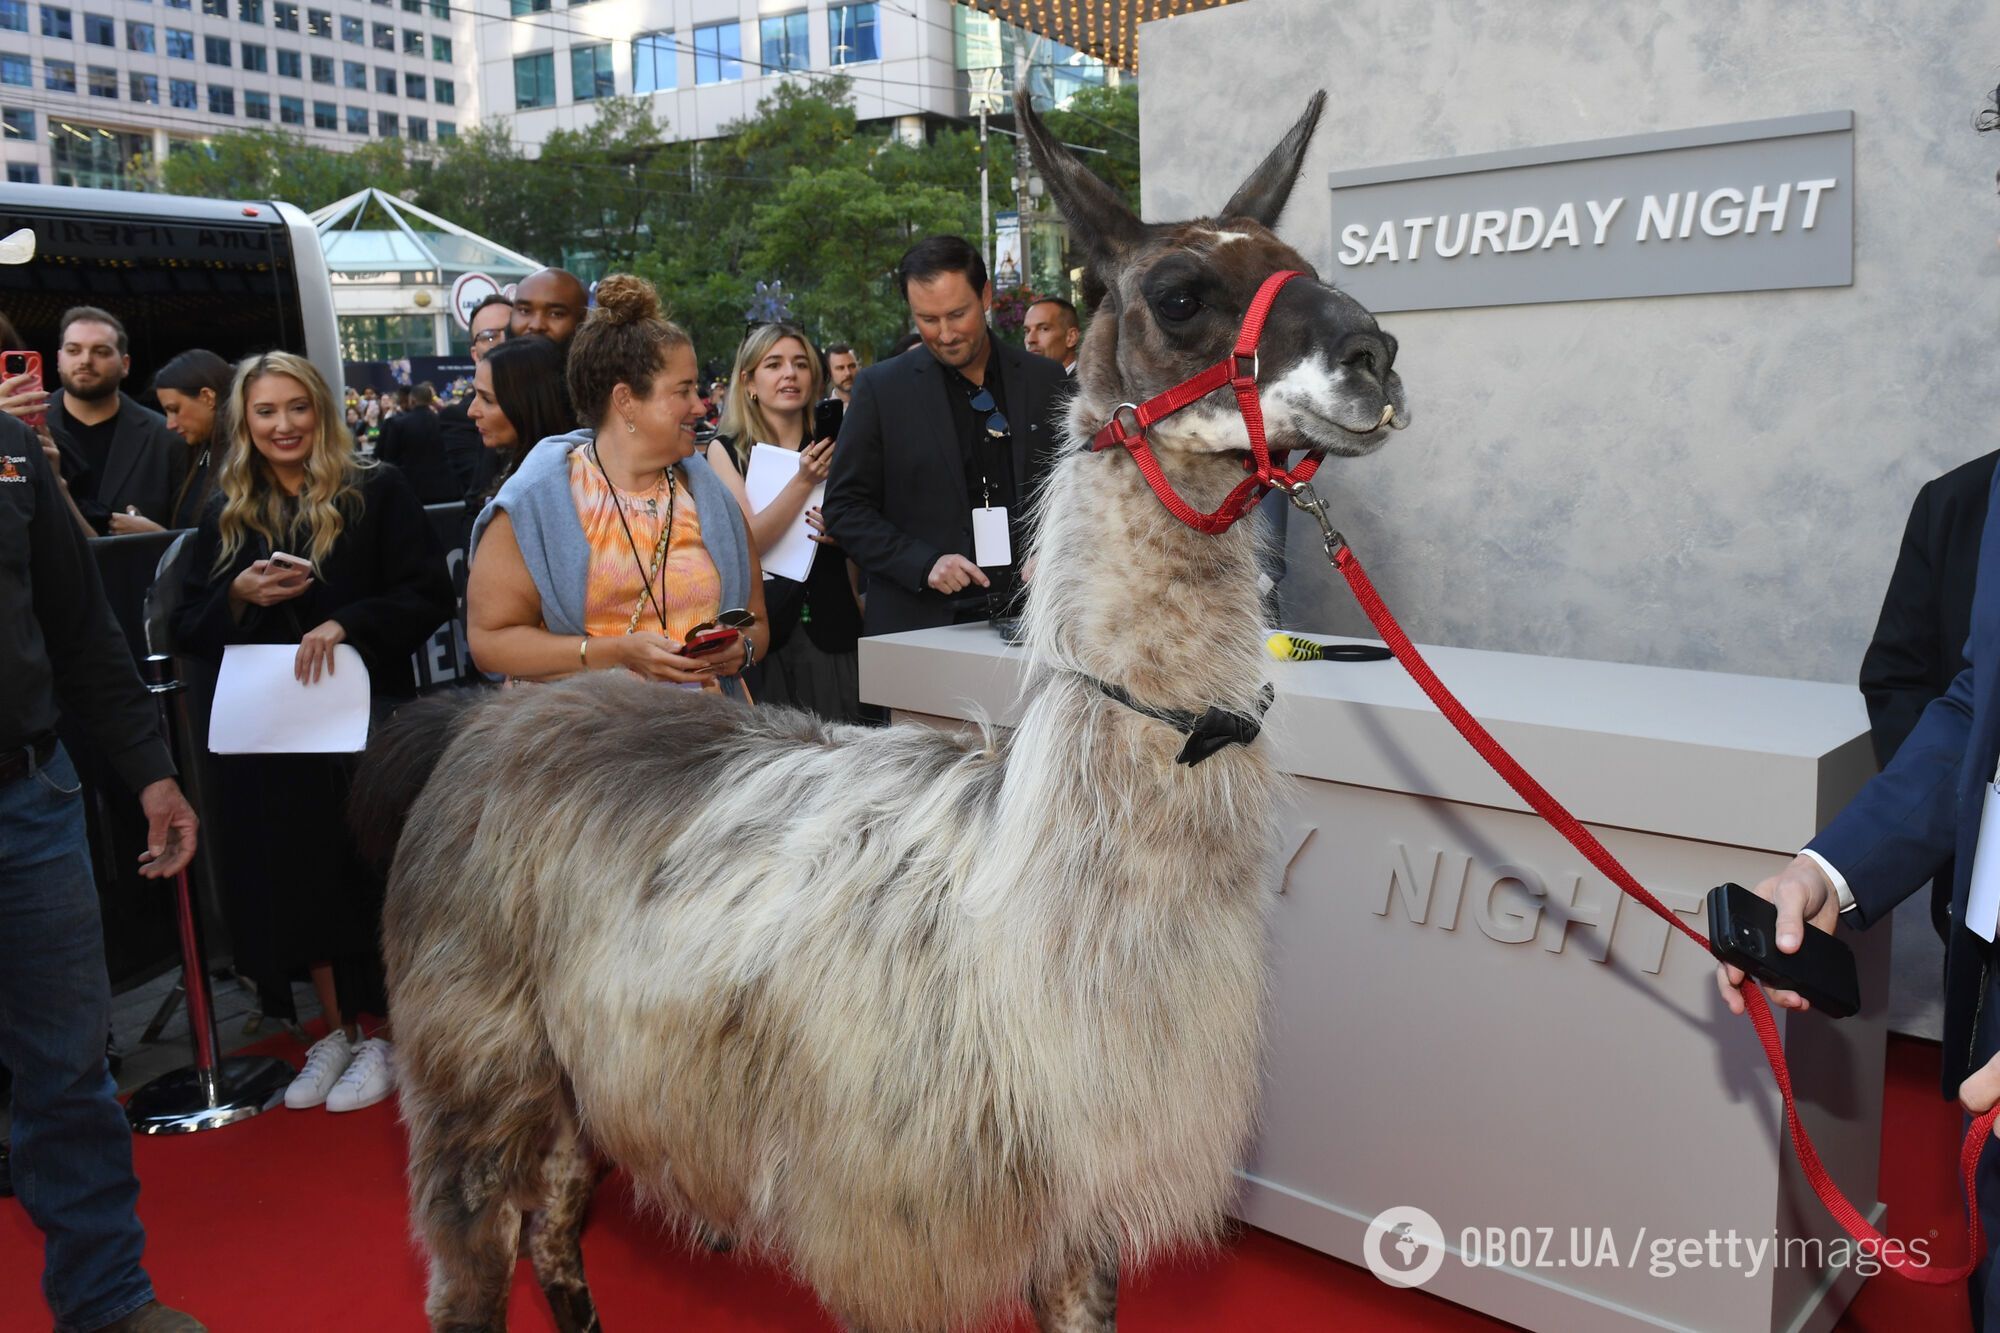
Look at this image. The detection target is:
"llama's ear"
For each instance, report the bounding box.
[1015,90,1145,269]
[1218,91,1327,230]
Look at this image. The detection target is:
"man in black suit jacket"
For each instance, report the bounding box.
[1858,448,1999,941]
[47,307,186,534]
[825,236,1067,637]
[373,383,461,504]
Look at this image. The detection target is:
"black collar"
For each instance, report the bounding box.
[1086,676,1276,766]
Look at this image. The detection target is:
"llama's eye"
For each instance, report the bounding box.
[1157,291,1202,322]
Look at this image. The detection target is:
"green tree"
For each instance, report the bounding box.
[160,130,410,209]
[1039,82,1140,212]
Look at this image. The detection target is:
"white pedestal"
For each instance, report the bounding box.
[859,625,1886,1333]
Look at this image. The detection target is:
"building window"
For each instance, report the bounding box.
[50,119,151,189]
[2,108,33,139]
[278,92,301,122]
[199,0,221,14]
[339,14,359,42]
[6,163,38,184]
[126,20,153,51]
[166,25,190,56]
[311,97,334,128]
[207,84,233,113]
[83,10,111,43]
[276,48,298,76]
[373,65,392,93]
[244,88,269,119]
[169,76,195,107]
[0,54,27,85]
[309,53,330,81]
[508,0,546,13]
[345,103,365,132]
[339,314,431,361]
[86,63,115,97]
[237,0,260,22]
[41,5,72,39]
[513,50,553,108]
[371,21,391,50]
[306,6,327,37]
[242,42,266,71]
[204,36,229,65]
[342,60,363,88]
[403,70,423,99]
[45,60,76,93]
[376,109,396,136]
[273,0,295,28]
[569,41,611,100]
[432,76,451,105]
[426,0,444,17]
[129,70,159,101]
[759,11,807,73]
[693,22,740,85]
[406,113,425,141]
[0,0,24,30]
[828,2,876,64]
[400,27,419,55]
[399,0,416,10]
[435,118,453,139]
[429,33,449,61]
[165,0,187,8]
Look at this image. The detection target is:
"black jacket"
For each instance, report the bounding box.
[171,462,454,698]
[1858,448,1997,943]
[374,406,463,504]
[49,389,188,532]
[823,340,1067,637]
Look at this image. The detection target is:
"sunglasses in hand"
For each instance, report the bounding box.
[682,608,757,657]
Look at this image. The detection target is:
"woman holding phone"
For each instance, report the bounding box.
[173,351,452,1114]
[466,274,767,693]
[704,324,864,723]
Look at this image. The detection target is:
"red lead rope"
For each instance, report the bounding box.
[1329,540,1997,1283]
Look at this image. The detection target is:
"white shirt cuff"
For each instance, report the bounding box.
[1798,848,1858,913]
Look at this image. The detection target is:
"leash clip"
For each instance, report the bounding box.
[1282,479,1347,560]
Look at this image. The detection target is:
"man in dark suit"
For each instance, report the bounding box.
[1719,458,2000,1328]
[372,382,460,504]
[824,236,1067,637]
[437,294,513,501]
[1858,450,1998,941]
[46,307,185,535]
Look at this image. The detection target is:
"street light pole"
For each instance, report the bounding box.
[978,100,991,281]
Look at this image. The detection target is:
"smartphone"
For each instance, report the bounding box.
[1,350,45,429]
[1706,882,1859,1018]
[268,551,316,579]
[812,397,845,444]
[682,627,741,657]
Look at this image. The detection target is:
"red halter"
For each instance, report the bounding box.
[1086,269,1323,535]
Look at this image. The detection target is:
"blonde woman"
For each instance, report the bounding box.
[706,324,864,722]
[172,351,453,1115]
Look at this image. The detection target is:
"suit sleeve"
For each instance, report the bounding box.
[330,465,454,663]
[1809,657,1973,928]
[823,369,945,594]
[1859,484,1942,765]
[156,420,189,527]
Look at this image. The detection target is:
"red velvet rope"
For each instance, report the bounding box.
[1331,542,1996,1284]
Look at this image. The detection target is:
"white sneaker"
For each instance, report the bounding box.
[326,1036,395,1113]
[285,1029,356,1109]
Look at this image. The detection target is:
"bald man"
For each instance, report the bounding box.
[510,268,588,347]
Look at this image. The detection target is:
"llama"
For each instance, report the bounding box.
[365,88,1407,1333]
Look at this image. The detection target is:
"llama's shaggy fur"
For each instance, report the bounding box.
[373,88,1405,1332]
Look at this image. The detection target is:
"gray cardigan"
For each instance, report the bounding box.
[471,429,753,699]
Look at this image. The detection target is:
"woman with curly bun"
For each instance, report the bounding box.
[466,274,768,693]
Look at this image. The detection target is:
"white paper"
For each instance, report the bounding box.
[972,506,1012,567]
[1969,780,2000,942]
[209,643,372,754]
[744,443,823,583]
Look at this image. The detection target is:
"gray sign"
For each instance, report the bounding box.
[1326,112,1853,313]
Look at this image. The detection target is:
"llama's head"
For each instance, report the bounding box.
[1017,89,1407,462]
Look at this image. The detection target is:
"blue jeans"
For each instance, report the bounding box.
[0,743,154,1331]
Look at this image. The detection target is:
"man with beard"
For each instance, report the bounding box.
[47,308,185,534]
[824,236,1065,636]
[508,268,589,350]
[825,344,860,406]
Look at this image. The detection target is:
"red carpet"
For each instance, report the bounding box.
[0,1032,1975,1331]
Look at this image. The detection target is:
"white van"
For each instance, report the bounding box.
[0,183,339,391]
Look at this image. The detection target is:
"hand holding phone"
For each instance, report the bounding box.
[1707,881,1859,1018]
[812,397,845,445]
[680,627,740,657]
[268,551,316,580]
[1,351,47,429]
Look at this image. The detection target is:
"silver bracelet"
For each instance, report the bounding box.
[740,633,755,672]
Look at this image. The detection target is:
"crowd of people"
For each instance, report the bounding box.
[0,235,1087,1332]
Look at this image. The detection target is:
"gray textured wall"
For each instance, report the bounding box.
[1138,0,2000,683]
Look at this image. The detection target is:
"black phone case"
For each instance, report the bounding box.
[1706,883,1860,1018]
[813,399,845,442]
